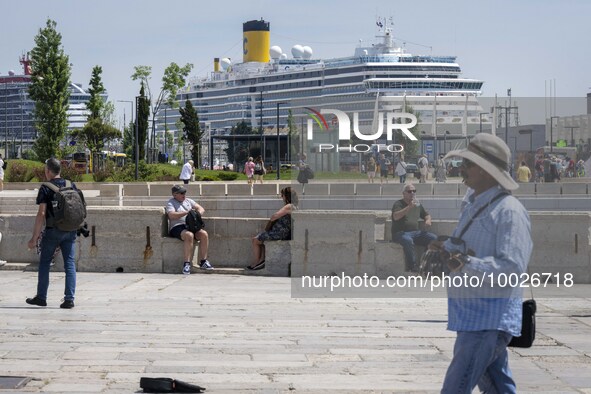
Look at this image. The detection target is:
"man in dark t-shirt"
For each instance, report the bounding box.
[26,158,78,309]
[391,183,437,271]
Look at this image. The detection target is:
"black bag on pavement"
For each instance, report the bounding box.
[508,299,536,348]
[140,377,206,393]
[185,210,205,233]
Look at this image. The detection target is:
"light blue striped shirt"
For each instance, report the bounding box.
[445,186,532,336]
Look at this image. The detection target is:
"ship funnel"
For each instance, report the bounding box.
[243,19,270,63]
[214,58,220,72]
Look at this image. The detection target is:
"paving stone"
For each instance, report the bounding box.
[0,271,589,392]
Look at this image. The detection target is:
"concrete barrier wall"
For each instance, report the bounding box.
[92,181,591,198]
[1,208,590,282]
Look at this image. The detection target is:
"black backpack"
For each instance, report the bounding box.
[186,210,205,233]
[43,180,87,231]
[2,160,7,170]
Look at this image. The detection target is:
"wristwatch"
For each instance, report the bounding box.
[447,253,471,272]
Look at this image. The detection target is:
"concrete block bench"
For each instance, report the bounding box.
[161,237,200,274]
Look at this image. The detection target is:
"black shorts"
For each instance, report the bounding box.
[254,170,264,176]
[169,225,188,240]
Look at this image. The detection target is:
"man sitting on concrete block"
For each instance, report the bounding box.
[166,185,213,274]
[391,182,437,271]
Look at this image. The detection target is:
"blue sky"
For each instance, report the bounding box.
[2,0,589,124]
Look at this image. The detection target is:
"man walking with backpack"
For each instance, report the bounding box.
[26,158,85,309]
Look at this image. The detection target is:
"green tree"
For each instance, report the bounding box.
[178,99,202,166]
[100,101,116,127]
[71,65,122,171]
[123,122,133,158]
[86,65,104,119]
[137,83,150,161]
[131,62,193,161]
[28,19,71,160]
[225,120,257,166]
[71,119,121,156]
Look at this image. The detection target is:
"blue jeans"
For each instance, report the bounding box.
[441,330,515,394]
[37,228,77,301]
[399,174,406,183]
[392,230,437,270]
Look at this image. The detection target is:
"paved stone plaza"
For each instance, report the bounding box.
[0,271,590,393]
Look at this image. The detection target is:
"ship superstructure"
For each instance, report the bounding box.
[158,18,490,168]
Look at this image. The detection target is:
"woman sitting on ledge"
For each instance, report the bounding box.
[247,187,298,270]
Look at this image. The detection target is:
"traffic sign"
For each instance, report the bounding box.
[425,143,433,153]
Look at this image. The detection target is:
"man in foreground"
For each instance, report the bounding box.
[26,158,79,309]
[431,133,532,393]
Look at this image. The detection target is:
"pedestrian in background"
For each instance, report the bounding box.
[253,156,266,184]
[367,156,377,183]
[516,161,532,182]
[395,158,407,183]
[179,160,194,185]
[436,154,447,183]
[418,154,429,183]
[244,157,255,185]
[0,153,4,192]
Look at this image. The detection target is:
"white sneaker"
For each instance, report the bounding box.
[200,260,214,270]
[182,262,191,275]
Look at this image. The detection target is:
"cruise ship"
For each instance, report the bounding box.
[0,54,107,159]
[161,19,490,169]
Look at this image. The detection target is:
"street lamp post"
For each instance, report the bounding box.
[117,100,133,156]
[550,116,559,153]
[275,102,286,180]
[4,82,7,158]
[134,96,142,180]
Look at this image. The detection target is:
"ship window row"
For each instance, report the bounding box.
[366,81,483,90]
[368,74,459,79]
[365,65,461,73]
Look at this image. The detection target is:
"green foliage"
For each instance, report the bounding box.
[86,65,105,119]
[60,166,83,182]
[22,149,38,161]
[29,19,72,161]
[6,162,33,182]
[132,63,193,163]
[31,166,47,181]
[162,63,193,108]
[5,160,43,182]
[179,99,202,166]
[201,176,216,182]
[217,171,239,181]
[101,101,116,127]
[92,160,113,182]
[71,118,121,160]
[59,141,77,159]
[123,122,133,158]
[225,120,257,166]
